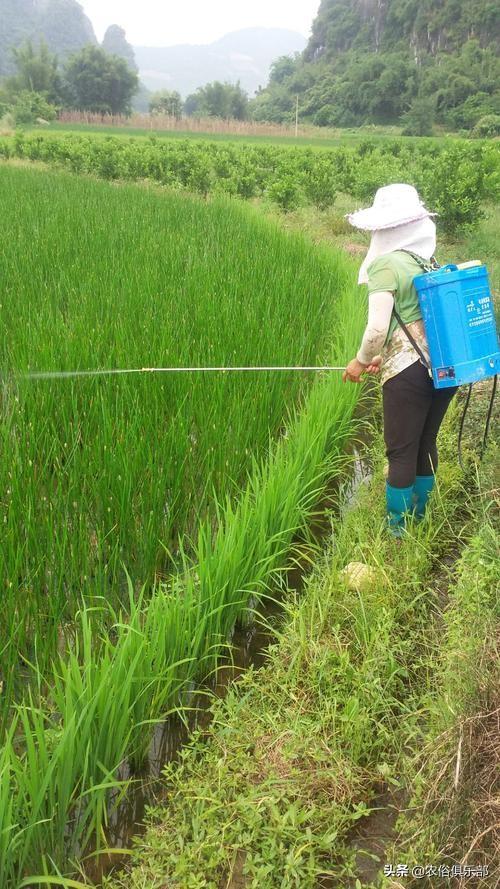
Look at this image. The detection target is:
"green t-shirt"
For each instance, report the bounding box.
[367,250,424,343]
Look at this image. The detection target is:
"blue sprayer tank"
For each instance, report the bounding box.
[413,263,500,389]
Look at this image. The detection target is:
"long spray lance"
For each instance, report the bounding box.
[14,365,348,382]
[6,364,496,465]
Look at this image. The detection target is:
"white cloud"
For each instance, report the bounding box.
[80,0,319,45]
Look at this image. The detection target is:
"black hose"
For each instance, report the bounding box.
[458,383,473,472]
[481,373,498,458]
[457,375,498,471]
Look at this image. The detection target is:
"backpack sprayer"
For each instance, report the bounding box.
[396,252,500,467]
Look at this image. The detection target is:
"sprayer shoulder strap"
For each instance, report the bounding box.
[398,249,440,273]
[391,250,436,370]
[392,308,431,369]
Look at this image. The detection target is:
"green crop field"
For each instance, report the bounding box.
[1,0,497,876]
[29,121,357,147]
[0,165,341,617]
[0,162,364,884]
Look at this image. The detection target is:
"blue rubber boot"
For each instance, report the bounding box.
[412,474,435,520]
[386,483,414,537]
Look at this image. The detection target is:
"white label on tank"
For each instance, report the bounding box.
[466,293,493,330]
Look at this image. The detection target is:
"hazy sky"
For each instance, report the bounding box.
[80,0,320,46]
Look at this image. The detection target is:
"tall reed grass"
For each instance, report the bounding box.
[57,110,321,139]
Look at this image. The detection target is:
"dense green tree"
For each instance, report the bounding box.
[63,46,138,114]
[228,83,249,121]
[203,82,230,118]
[184,81,249,120]
[269,54,301,84]
[9,40,62,103]
[448,92,500,129]
[251,86,296,124]
[149,89,182,117]
[401,96,436,136]
[0,38,61,122]
[183,92,201,117]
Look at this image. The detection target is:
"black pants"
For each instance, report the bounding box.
[383,360,457,488]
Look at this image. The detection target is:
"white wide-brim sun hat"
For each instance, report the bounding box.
[347,183,436,232]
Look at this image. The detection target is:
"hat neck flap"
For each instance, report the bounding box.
[358,218,437,285]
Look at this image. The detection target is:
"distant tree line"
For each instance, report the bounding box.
[252,42,500,135]
[0,40,139,123]
[149,81,249,121]
[0,37,253,126]
[0,38,253,127]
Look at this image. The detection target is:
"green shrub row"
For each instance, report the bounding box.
[1,132,498,232]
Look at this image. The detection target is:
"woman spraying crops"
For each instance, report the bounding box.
[343,184,458,536]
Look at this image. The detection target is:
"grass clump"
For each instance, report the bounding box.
[386,450,499,887]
